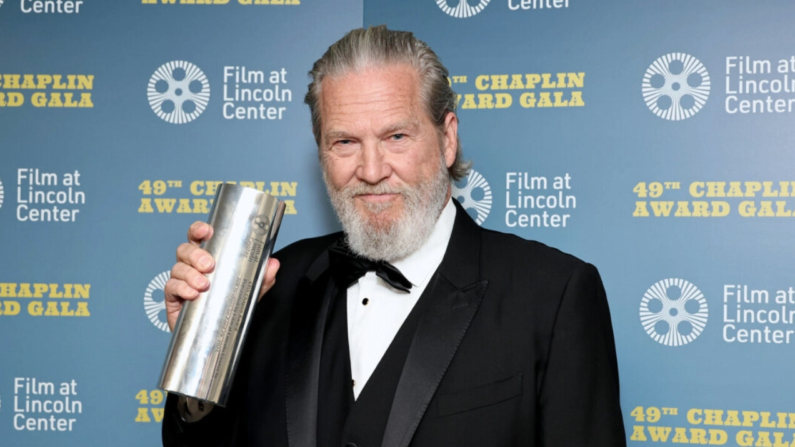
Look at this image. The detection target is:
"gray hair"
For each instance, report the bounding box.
[304,25,471,181]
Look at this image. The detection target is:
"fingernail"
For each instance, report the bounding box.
[198,277,209,289]
[199,256,214,269]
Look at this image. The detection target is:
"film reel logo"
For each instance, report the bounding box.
[642,53,710,121]
[640,278,708,347]
[144,271,172,332]
[453,169,492,225]
[436,0,490,18]
[253,214,271,236]
[148,61,210,124]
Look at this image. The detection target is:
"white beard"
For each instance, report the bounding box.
[324,156,450,263]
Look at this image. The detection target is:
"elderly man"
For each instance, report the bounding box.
[162,26,625,447]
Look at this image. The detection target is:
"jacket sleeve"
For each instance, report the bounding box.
[537,263,626,446]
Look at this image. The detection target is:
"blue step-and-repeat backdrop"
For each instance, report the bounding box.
[2,1,794,445]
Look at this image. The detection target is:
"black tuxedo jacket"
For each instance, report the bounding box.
[163,201,626,446]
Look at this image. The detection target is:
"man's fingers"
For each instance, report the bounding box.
[187,221,214,246]
[258,258,280,301]
[166,222,214,332]
[170,262,210,291]
[176,243,215,273]
[164,278,200,303]
[164,278,199,332]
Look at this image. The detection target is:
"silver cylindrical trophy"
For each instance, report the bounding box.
[158,183,285,407]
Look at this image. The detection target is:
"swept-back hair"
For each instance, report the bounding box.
[304,25,470,181]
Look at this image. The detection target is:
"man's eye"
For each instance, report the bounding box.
[338,139,352,145]
[391,134,405,141]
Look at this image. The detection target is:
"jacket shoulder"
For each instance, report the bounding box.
[479,228,593,283]
[476,229,605,340]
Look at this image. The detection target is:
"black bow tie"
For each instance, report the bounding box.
[327,241,412,293]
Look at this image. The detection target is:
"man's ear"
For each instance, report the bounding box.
[441,111,458,168]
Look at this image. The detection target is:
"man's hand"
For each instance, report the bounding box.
[164,221,280,332]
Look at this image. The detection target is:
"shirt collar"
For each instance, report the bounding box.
[392,199,457,287]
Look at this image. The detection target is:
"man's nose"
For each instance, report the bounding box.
[356,143,392,184]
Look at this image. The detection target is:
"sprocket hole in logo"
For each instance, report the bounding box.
[640,278,708,347]
[148,61,210,124]
[642,53,710,121]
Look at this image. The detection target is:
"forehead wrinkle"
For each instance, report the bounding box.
[381,118,420,135]
[319,64,423,144]
[323,97,416,132]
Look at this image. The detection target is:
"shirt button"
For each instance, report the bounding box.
[352,379,356,387]
[362,298,369,306]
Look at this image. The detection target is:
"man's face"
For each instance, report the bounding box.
[318,63,458,237]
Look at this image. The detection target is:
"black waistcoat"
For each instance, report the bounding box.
[317,283,432,447]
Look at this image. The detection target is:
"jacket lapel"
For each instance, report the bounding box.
[285,251,336,447]
[382,200,489,447]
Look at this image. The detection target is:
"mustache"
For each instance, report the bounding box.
[339,182,408,198]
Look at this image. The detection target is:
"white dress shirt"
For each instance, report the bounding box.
[346,199,457,399]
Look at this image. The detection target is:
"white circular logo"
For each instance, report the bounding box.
[148,61,210,124]
[640,278,708,347]
[0,177,4,210]
[642,53,710,121]
[453,169,492,225]
[144,271,171,332]
[436,0,490,18]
